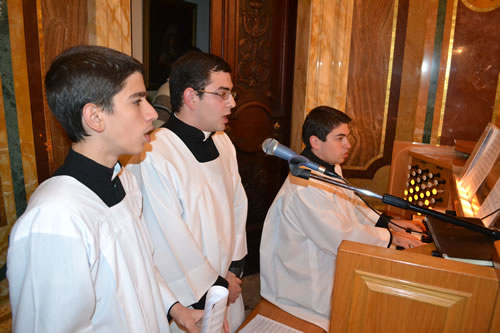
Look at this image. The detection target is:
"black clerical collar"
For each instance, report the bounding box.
[54,149,125,207]
[163,114,219,163]
[300,146,340,177]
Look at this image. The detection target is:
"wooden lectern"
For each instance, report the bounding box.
[330,240,500,332]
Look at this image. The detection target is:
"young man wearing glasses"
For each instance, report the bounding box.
[128,51,247,333]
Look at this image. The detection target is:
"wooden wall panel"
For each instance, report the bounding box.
[289,0,311,152]
[36,0,132,176]
[93,0,131,54]
[344,0,396,172]
[40,0,88,174]
[211,0,298,273]
[22,0,50,183]
[343,0,411,179]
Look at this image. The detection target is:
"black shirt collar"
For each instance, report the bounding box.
[163,114,220,163]
[54,149,126,207]
[300,146,340,177]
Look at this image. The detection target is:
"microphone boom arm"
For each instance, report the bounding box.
[293,168,382,200]
[292,166,500,240]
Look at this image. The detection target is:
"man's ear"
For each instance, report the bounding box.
[309,135,321,150]
[183,88,198,110]
[82,103,105,133]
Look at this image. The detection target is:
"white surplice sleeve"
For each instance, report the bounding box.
[334,165,382,227]
[8,209,97,333]
[282,183,389,255]
[349,192,385,226]
[229,148,248,263]
[154,265,179,314]
[137,159,220,305]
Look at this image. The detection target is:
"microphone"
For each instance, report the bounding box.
[261,138,339,178]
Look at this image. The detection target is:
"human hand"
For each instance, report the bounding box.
[391,230,424,249]
[169,303,204,333]
[225,271,242,304]
[390,219,426,232]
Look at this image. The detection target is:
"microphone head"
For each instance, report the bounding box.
[262,138,278,155]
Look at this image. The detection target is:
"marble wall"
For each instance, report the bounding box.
[0,0,37,267]
[292,0,500,196]
[440,0,500,145]
[0,1,499,325]
[291,0,354,153]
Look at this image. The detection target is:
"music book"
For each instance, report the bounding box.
[199,286,229,333]
[457,123,500,202]
[426,216,495,266]
[239,314,303,333]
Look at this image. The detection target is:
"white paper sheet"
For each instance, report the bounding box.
[239,314,303,333]
[478,178,500,227]
[458,124,500,200]
[200,286,229,333]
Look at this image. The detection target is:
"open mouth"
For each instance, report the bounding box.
[145,127,155,142]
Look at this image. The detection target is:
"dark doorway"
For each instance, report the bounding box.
[144,0,197,89]
[211,0,298,275]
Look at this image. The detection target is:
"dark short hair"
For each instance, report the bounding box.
[45,45,144,142]
[302,106,352,147]
[169,51,231,113]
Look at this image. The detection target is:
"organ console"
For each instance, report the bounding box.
[330,123,500,332]
[387,123,499,227]
[388,143,462,217]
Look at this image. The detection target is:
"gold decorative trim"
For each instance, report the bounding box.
[437,0,459,143]
[461,0,500,12]
[380,0,399,157]
[493,73,500,125]
[313,0,326,105]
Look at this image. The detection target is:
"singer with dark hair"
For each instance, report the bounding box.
[127,51,247,332]
[7,45,203,332]
[260,105,424,330]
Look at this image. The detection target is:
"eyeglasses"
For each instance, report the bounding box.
[197,90,237,100]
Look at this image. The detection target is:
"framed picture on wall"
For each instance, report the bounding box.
[144,0,197,90]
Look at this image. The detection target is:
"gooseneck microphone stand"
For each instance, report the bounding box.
[289,159,500,241]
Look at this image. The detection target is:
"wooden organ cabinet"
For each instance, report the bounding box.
[329,124,500,332]
[386,141,470,219]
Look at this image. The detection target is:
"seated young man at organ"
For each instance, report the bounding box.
[260,105,424,331]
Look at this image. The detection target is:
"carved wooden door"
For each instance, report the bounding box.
[211,0,298,274]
